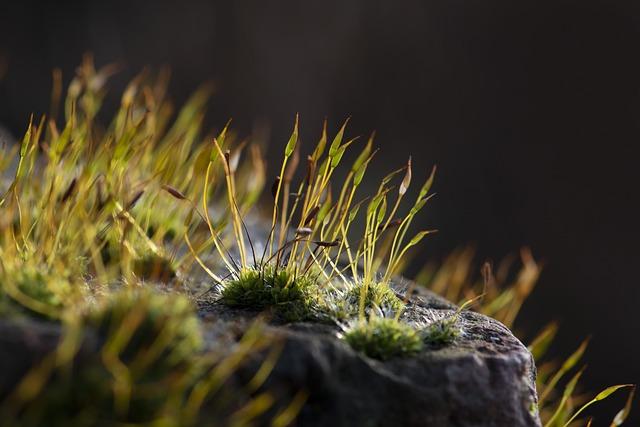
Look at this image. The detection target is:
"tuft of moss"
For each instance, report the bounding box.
[422,317,461,346]
[222,265,319,322]
[86,288,202,374]
[2,287,288,427]
[132,253,177,282]
[343,316,423,361]
[348,282,405,315]
[19,289,202,426]
[0,266,73,320]
[1,289,205,427]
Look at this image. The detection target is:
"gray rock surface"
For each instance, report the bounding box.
[0,319,62,396]
[0,285,540,427]
[198,285,541,427]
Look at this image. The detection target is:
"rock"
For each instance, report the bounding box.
[0,319,62,397]
[0,285,540,427]
[0,318,101,402]
[198,284,541,427]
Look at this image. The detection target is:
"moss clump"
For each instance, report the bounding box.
[314,282,406,321]
[132,253,177,282]
[422,317,461,345]
[0,266,73,320]
[86,288,202,374]
[6,289,204,427]
[343,317,423,360]
[222,265,319,322]
[348,282,405,315]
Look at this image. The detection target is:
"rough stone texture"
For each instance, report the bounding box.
[197,284,541,427]
[0,285,540,427]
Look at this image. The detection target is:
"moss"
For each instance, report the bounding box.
[6,289,205,426]
[86,288,202,374]
[222,265,319,322]
[0,266,70,320]
[313,281,406,322]
[343,317,423,361]
[132,253,177,282]
[348,282,405,315]
[422,317,461,346]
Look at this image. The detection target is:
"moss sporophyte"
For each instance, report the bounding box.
[0,58,634,426]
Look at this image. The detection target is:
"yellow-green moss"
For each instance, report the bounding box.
[222,265,320,322]
[343,317,423,360]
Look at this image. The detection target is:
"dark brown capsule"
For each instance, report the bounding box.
[126,190,145,210]
[60,177,77,203]
[377,218,402,233]
[95,179,106,211]
[162,184,187,200]
[271,176,281,199]
[303,205,320,226]
[313,239,340,248]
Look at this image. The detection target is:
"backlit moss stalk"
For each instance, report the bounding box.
[192,116,438,325]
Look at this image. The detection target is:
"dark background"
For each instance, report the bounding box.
[1,0,638,422]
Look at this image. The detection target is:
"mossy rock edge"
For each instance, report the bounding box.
[0,284,540,427]
[198,283,541,427]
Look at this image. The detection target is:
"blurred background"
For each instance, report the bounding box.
[1,0,638,422]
